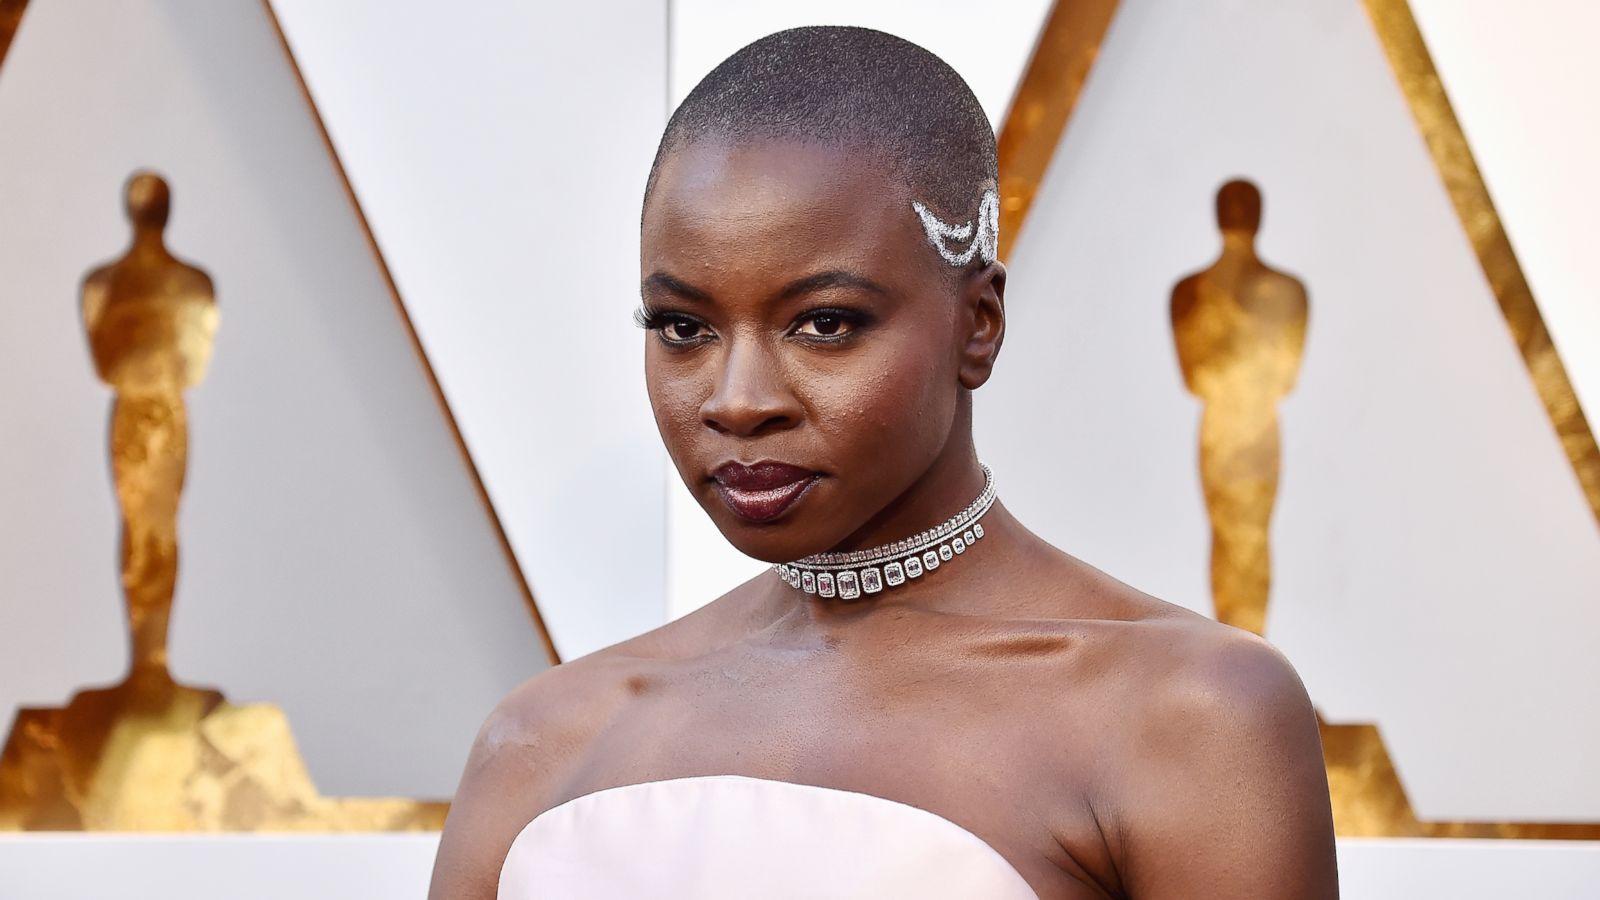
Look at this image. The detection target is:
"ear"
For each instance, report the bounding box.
[958,260,1006,390]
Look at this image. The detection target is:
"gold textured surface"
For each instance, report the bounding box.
[261,0,560,665]
[994,0,1120,261]
[1309,0,1600,840]
[1171,180,1308,637]
[1364,0,1600,527]
[0,678,444,831]
[1319,721,1599,839]
[1001,0,1599,838]
[1166,179,1599,839]
[0,0,26,71]
[0,173,446,831]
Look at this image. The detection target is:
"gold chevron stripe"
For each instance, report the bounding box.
[1366,0,1600,527]
[995,0,1121,262]
[0,0,28,72]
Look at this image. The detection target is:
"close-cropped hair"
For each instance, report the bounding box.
[644,25,999,238]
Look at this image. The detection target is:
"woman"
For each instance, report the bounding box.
[430,26,1337,899]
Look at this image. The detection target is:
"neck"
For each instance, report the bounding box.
[831,406,985,555]
[762,394,1041,619]
[772,413,1014,610]
[775,497,1031,625]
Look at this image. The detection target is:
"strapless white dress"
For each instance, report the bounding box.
[497,774,1039,898]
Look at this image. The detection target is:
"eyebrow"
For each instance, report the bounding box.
[641,269,891,306]
[776,270,890,301]
[642,272,713,302]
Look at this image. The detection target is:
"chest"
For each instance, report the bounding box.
[555,653,1120,898]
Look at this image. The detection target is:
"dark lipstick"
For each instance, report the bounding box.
[711,461,821,523]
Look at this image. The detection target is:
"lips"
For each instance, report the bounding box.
[711,461,821,523]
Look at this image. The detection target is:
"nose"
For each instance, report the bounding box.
[699,336,801,438]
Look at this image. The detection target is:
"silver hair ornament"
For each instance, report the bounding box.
[910,189,1000,267]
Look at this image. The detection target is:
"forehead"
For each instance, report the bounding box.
[642,138,936,284]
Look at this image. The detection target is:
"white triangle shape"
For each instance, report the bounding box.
[986,0,1600,820]
[0,0,550,798]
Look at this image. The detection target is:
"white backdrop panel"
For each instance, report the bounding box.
[269,0,671,662]
[991,0,1600,821]
[0,0,549,799]
[1411,0,1600,422]
[1265,0,1600,821]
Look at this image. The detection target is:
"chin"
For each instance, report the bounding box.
[697,487,841,564]
[706,514,821,565]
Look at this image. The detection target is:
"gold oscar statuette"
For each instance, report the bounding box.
[1171,179,1309,637]
[0,171,445,831]
[1168,178,1595,839]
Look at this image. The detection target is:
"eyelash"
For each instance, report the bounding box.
[633,306,868,346]
[632,305,671,330]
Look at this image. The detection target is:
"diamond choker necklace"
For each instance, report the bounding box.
[774,465,996,600]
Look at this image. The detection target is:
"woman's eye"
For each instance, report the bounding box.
[795,313,855,339]
[669,320,704,340]
[656,317,710,343]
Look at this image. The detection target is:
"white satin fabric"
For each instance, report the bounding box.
[497,774,1039,899]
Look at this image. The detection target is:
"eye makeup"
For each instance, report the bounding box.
[634,303,874,348]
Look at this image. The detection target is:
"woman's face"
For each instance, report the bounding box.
[640,138,991,563]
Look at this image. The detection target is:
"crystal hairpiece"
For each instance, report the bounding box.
[911,189,1000,267]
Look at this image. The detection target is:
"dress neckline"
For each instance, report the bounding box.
[511,773,1036,896]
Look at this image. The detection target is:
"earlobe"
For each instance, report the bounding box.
[958,261,1006,390]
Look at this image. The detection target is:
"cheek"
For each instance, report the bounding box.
[645,350,706,450]
[802,327,957,464]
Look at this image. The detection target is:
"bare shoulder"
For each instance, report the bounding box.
[1037,551,1313,724]
[477,574,769,755]
[1049,566,1337,897]
[1128,606,1314,728]
[426,646,645,900]
[1052,561,1320,764]
[428,580,775,898]
[427,589,762,900]
[472,647,638,780]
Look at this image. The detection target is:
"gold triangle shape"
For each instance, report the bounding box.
[999,0,1600,838]
[1364,0,1599,525]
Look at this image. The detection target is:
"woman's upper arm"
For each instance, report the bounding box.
[1115,632,1339,899]
[426,708,539,900]
[428,673,586,900]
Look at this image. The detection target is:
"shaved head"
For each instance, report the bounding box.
[645,26,998,238]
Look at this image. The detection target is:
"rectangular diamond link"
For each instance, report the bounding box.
[817,573,836,597]
[883,561,906,586]
[953,537,966,554]
[837,571,861,599]
[963,530,975,545]
[923,550,940,571]
[939,544,954,561]
[973,523,984,539]
[905,556,923,578]
[861,567,883,594]
[801,571,816,593]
